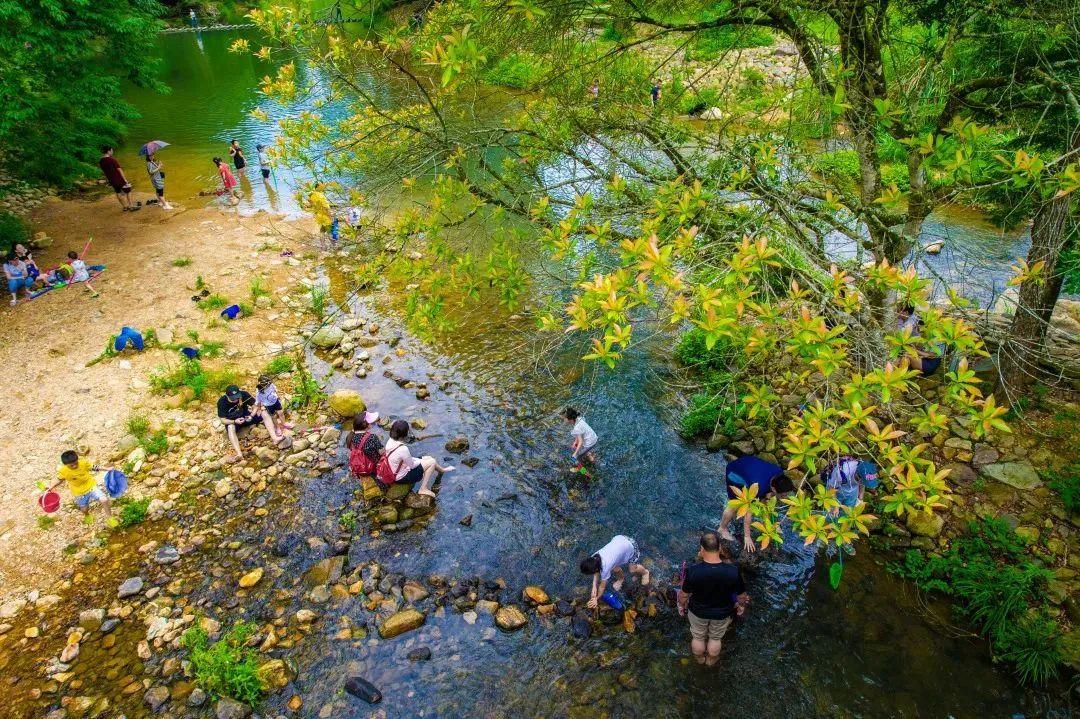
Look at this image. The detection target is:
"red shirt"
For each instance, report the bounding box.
[219,165,237,189]
[99,156,124,186]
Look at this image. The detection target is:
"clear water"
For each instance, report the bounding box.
[111,30,1067,718]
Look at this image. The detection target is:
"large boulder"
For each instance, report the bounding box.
[981,461,1042,490]
[328,389,365,418]
[379,609,425,639]
[310,326,345,349]
[906,511,944,539]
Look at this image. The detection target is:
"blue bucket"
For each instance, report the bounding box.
[180,347,200,360]
[600,590,624,611]
[220,304,241,320]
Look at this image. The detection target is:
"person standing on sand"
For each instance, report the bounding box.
[678,531,748,666]
[579,534,650,609]
[229,139,247,174]
[145,152,172,210]
[98,146,137,212]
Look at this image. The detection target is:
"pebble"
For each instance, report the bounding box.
[118,577,144,598]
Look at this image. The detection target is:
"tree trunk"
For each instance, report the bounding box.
[997,188,1077,398]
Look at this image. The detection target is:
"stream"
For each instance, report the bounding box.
[102,27,1071,717]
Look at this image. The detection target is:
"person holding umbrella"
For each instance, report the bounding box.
[140,141,173,210]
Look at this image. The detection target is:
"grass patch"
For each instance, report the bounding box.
[1047,462,1080,514]
[125,414,151,438]
[182,622,263,705]
[888,518,1061,685]
[172,256,193,267]
[249,276,271,302]
[197,293,229,311]
[483,54,544,89]
[150,359,238,399]
[262,355,294,376]
[37,515,57,531]
[308,285,328,318]
[141,430,169,456]
[116,496,151,528]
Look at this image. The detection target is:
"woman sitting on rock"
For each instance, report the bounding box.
[383,419,454,498]
[347,411,383,477]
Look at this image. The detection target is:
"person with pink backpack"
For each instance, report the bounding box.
[346,411,383,478]
[378,419,454,498]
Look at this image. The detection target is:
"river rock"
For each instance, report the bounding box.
[972,447,1000,466]
[344,676,382,704]
[444,436,470,453]
[495,605,528,631]
[239,568,264,588]
[402,580,430,603]
[310,326,345,349]
[0,599,26,619]
[78,608,105,631]
[700,106,724,120]
[981,461,1042,490]
[254,446,278,467]
[404,493,435,513]
[214,697,251,719]
[522,586,550,605]
[257,658,292,692]
[571,612,592,638]
[118,577,144,599]
[144,685,170,712]
[905,511,944,538]
[188,688,208,707]
[328,389,365,418]
[155,545,180,564]
[306,556,344,586]
[379,609,425,638]
[407,646,432,661]
[214,477,234,498]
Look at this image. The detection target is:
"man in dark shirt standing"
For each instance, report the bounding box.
[217,384,287,463]
[99,146,137,212]
[678,531,748,666]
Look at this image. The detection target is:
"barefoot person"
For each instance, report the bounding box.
[383,419,454,498]
[216,384,287,463]
[47,450,113,521]
[717,455,794,553]
[98,146,137,212]
[213,157,241,205]
[580,534,650,609]
[562,406,598,466]
[677,531,748,666]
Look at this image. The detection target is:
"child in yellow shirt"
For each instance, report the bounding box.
[49,450,112,518]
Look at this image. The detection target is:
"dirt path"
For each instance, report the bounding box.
[0,195,316,601]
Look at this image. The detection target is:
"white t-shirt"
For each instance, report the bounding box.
[572,417,598,449]
[594,535,636,581]
[70,259,90,282]
[384,438,420,480]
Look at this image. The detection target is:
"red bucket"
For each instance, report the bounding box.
[39,491,61,514]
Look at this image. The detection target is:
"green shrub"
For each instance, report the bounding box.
[263,355,294,376]
[674,328,737,372]
[811,150,860,189]
[182,622,263,705]
[150,359,237,399]
[686,26,773,61]
[1047,463,1080,514]
[140,430,169,456]
[0,211,30,253]
[116,496,150,528]
[308,286,327,318]
[1061,242,1080,295]
[681,392,742,438]
[125,414,150,439]
[677,87,722,115]
[289,363,324,410]
[483,54,544,89]
[172,256,193,267]
[889,518,1060,684]
[197,293,229,311]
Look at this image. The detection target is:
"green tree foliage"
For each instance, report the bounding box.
[0,0,163,185]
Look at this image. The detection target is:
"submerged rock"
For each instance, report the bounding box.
[571,612,591,639]
[495,605,528,632]
[118,577,144,599]
[407,646,432,662]
[214,697,251,719]
[239,568,264,588]
[345,676,382,704]
[522,586,550,605]
[379,609,425,639]
[445,436,470,453]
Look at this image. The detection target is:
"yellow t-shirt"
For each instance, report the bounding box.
[57,458,96,496]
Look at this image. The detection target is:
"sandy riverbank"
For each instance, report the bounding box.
[0,194,317,601]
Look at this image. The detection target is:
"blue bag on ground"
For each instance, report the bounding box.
[220,304,241,319]
[114,327,144,352]
[180,347,200,359]
[104,469,128,499]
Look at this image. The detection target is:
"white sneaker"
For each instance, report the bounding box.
[9,298,16,306]
[162,202,173,210]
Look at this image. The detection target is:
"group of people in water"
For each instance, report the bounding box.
[97,139,273,213]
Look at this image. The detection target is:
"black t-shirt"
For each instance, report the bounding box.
[683,561,745,620]
[217,391,254,420]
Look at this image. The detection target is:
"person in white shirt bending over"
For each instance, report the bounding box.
[562,406,598,465]
[383,419,454,498]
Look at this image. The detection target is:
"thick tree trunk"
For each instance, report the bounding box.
[997,189,1076,398]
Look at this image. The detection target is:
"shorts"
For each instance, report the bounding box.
[228,415,259,429]
[74,486,107,509]
[111,182,131,194]
[261,168,271,179]
[264,400,283,415]
[688,611,732,643]
[397,464,424,485]
[920,355,943,376]
[154,187,164,198]
[8,277,33,293]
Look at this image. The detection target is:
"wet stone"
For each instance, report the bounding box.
[214,697,252,719]
[445,436,470,453]
[407,646,432,662]
[155,546,180,564]
[118,577,145,599]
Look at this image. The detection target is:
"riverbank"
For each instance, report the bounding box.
[0,194,317,601]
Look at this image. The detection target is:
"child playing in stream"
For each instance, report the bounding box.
[47,450,113,521]
[256,374,292,435]
[562,406,598,469]
[213,157,241,205]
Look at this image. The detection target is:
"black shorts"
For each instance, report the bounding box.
[398,464,424,485]
[111,182,131,194]
[234,160,246,170]
[230,415,259,429]
[261,168,271,179]
[264,400,282,415]
[921,356,943,376]
[154,187,164,198]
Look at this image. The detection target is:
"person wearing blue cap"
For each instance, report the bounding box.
[717,455,795,552]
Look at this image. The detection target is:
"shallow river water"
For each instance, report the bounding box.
[105,28,1071,718]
